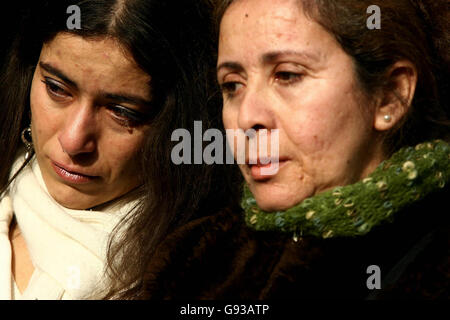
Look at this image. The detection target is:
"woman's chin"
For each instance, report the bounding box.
[252,189,310,212]
[49,189,93,210]
[45,181,102,210]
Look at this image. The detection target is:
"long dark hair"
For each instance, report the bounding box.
[214,0,450,154]
[0,0,242,299]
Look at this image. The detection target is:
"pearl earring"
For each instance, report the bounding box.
[384,115,392,122]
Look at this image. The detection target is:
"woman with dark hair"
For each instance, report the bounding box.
[142,0,449,299]
[0,0,240,299]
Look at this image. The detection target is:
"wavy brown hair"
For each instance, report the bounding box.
[214,0,450,154]
[0,0,242,299]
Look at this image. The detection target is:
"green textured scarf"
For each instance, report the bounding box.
[242,140,450,239]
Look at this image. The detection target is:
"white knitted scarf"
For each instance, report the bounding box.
[0,156,136,300]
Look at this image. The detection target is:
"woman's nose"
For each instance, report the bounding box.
[237,86,275,132]
[58,103,97,156]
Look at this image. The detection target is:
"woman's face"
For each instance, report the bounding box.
[30,33,152,210]
[218,0,386,211]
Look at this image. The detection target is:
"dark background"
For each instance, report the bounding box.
[0,1,29,70]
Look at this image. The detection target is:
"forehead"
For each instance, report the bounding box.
[39,33,151,96]
[223,0,301,28]
[219,0,332,58]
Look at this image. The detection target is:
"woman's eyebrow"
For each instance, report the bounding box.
[217,61,245,74]
[101,92,152,107]
[39,61,78,88]
[217,50,321,74]
[261,50,321,64]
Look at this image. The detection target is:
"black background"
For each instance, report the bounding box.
[0,1,29,69]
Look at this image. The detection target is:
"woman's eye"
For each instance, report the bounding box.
[220,82,243,96]
[107,105,145,126]
[42,78,70,98]
[274,72,303,84]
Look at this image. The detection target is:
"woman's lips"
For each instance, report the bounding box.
[249,159,289,181]
[50,161,98,184]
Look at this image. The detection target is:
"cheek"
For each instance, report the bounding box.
[29,75,42,120]
[222,104,238,153]
[222,104,236,130]
[283,110,338,157]
[285,85,364,153]
[30,81,60,150]
[103,133,146,176]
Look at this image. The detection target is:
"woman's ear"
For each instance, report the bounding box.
[374,61,418,131]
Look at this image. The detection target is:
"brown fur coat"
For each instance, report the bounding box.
[142,186,449,299]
